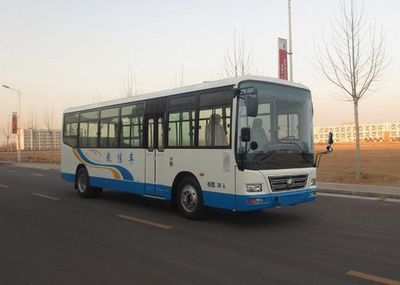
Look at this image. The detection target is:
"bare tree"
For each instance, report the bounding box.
[315,0,386,181]
[43,108,56,162]
[28,112,38,160]
[3,118,11,152]
[224,32,253,77]
[120,67,140,97]
[174,62,185,88]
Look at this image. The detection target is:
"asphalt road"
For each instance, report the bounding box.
[0,162,399,285]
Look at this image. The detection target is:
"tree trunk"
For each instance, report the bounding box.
[49,131,53,162]
[353,100,361,181]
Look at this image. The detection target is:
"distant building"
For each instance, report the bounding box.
[21,129,61,150]
[314,122,400,143]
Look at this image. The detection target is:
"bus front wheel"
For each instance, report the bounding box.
[176,177,206,220]
[76,167,102,198]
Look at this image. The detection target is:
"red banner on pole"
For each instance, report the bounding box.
[278,38,288,80]
[12,112,17,134]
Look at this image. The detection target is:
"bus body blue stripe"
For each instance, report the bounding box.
[61,172,315,211]
[202,189,315,211]
[61,173,171,200]
[61,173,75,183]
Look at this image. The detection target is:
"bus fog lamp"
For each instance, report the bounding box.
[246,183,262,192]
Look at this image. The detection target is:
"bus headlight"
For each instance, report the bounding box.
[246,183,262,192]
[310,178,316,186]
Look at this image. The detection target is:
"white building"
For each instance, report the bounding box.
[314,122,400,143]
[22,129,61,150]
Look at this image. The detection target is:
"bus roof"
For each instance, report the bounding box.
[64,75,310,114]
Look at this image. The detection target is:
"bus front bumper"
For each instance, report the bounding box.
[235,188,316,211]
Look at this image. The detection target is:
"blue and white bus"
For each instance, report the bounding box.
[61,75,322,219]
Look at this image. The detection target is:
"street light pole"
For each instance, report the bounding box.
[2,85,22,162]
[288,0,293,81]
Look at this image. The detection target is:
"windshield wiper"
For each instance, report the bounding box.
[279,140,313,162]
[253,150,279,163]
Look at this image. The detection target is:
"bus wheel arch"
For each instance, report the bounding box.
[171,171,197,201]
[74,164,102,198]
[74,164,86,190]
[172,172,206,220]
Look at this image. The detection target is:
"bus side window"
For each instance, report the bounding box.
[79,111,99,148]
[168,110,196,147]
[167,95,197,148]
[199,106,231,147]
[99,107,120,148]
[198,89,232,148]
[120,103,144,148]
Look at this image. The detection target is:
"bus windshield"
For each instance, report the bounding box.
[236,81,314,170]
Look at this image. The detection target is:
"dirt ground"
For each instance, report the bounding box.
[0,151,60,163]
[1,142,399,186]
[315,142,400,187]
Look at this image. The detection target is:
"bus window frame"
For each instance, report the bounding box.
[62,85,235,150]
[119,101,145,149]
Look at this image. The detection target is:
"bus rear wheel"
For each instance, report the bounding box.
[76,167,102,198]
[176,177,206,220]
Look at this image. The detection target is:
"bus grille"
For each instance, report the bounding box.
[268,175,309,192]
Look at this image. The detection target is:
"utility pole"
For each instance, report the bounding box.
[2,85,22,162]
[288,0,293,81]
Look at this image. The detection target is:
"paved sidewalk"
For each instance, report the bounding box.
[317,182,400,200]
[0,161,60,170]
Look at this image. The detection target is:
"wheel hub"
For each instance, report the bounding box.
[78,174,87,193]
[180,185,198,213]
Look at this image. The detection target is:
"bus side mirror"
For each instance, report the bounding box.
[326,132,334,153]
[328,132,334,145]
[241,127,251,142]
[314,132,334,167]
[246,94,258,117]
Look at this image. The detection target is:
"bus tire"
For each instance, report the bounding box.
[76,167,96,198]
[176,176,206,220]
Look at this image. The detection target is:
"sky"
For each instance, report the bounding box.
[0,0,399,144]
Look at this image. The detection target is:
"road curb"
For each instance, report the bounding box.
[317,188,400,200]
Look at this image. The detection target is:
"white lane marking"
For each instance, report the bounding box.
[318,193,400,203]
[0,184,9,188]
[7,170,16,173]
[346,270,400,285]
[32,173,44,177]
[32,193,60,201]
[117,214,172,230]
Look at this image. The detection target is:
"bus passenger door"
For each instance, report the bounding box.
[145,114,164,196]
